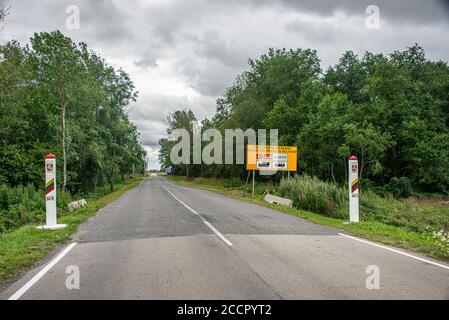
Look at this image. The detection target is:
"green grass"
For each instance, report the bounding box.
[168,176,449,262]
[359,190,449,233]
[0,176,143,282]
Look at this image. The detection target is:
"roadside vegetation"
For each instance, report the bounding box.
[277,175,449,235]
[168,176,449,262]
[159,45,449,194]
[0,175,143,282]
[0,27,146,282]
[0,30,145,193]
[160,44,449,262]
[277,175,345,216]
[0,31,144,229]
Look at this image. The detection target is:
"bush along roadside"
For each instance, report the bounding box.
[277,175,346,217]
[167,175,449,262]
[0,185,73,233]
[0,175,143,283]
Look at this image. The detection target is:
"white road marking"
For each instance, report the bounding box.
[338,233,449,271]
[8,242,78,300]
[161,185,233,247]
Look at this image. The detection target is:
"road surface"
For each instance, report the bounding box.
[2,176,449,299]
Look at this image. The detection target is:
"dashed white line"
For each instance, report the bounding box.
[338,233,449,271]
[8,242,78,300]
[161,185,233,247]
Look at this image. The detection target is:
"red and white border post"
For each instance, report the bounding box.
[36,153,66,230]
[348,155,360,223]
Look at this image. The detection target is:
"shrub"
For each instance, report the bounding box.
[0,184,72,232]
[0,184,10,210]
[385,177,413,198]
[277,175,345,216]
[57,189,73,214]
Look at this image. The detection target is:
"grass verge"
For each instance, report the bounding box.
[167,176,449,262]
[0,176,143,283]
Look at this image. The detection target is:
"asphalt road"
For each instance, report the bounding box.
[2,176,449,299]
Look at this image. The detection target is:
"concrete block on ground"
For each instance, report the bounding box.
[263,194,293,207]
[68,199,87,212]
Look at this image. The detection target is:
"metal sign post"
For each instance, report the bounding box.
[348,155,360,223]
[252,170,255,197]
[36,153,66,230]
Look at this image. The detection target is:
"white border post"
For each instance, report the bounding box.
[348,155,360,223]
[37,153,66,230]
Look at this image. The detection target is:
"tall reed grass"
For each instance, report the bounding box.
[277,175,346,216]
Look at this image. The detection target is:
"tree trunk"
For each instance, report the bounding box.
[331,163,336,183]
[110,164,115,192]
[360,149,365,180]
[59,83,67,192]
[110,149,116,192]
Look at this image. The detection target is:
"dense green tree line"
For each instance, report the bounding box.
[159,45,449,194]
[0,31,145,193]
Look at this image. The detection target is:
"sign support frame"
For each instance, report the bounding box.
[252,170,255,197]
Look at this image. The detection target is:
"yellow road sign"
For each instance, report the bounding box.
[246,145,297,171]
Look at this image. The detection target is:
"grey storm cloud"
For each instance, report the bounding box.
[133,50,160,68]
[173,56,242,97]
[127,93,216,147]
[132,119,166,148]
[193,30,249,69]
[2,0,449,169]
[233,0,449,24]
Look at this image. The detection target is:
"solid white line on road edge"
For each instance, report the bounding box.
[161,185,233,247]
[338,233,449,271]
[8,242,78,300]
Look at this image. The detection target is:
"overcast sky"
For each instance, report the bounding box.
[1,0,448,169]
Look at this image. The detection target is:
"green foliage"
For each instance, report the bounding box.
[222,178,244,189]
[360,190,449,234]
[0,184,67,232]
[0,31,145,232]
[0,31,144,194]
[159,109,197,178]
[277,175,346,217]
[159,44,449,195]
[384,177,413,198]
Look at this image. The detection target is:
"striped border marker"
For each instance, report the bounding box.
[348,156,360,223]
